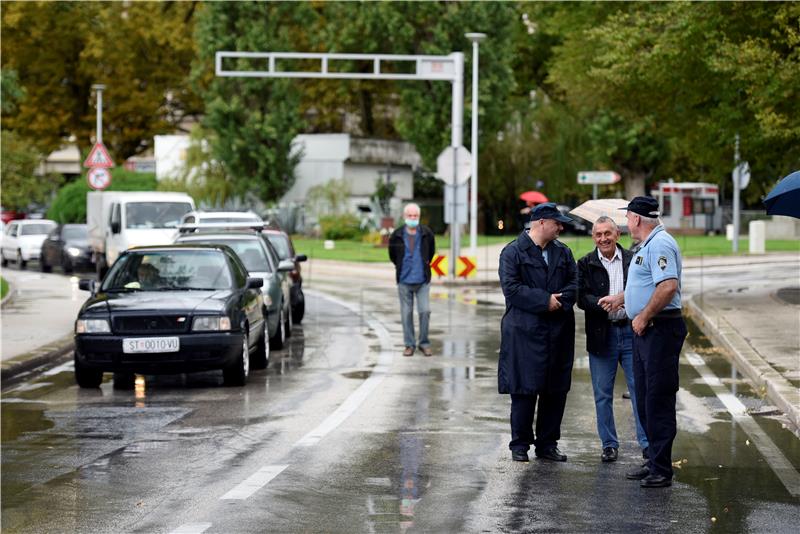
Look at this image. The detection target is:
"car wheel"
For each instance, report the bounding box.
[223,332,249,386]
[284,303,292,339]
[74,355,103,388]
[251,314,270,370]
[17,249,26,269]
[61,253,74,274]
[113,372,136,390]
[292,292,305,324]
[269,307,286,350]
[40,254,52,273]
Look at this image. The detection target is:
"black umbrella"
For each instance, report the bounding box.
[764,170,800,219]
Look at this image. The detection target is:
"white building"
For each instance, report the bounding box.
[284,133,420,213]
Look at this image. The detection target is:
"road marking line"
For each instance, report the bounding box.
[169,523,212,534]
[220,464,289,500]
[297,291,394,447]
[684,351,800,497]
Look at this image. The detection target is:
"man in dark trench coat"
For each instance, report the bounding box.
[498,202,578,463]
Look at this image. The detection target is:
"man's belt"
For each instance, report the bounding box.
[652,308,683,320]
[609,318,630,327]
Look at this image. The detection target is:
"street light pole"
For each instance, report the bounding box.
[92,84,106,144]
[465,32,486,257]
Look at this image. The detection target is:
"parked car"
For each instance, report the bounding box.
[74,244,266,388]
[261,227,307,324]
[175,229,293,352]
[1,219,57,268]
[40,224,93,273]
[179,210,263,226]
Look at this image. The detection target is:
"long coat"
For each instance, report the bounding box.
[576,245,633,355]
[498,232,578,394]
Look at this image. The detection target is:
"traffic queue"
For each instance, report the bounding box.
[71,211,307,389]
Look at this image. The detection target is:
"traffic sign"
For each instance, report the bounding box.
[431,255,448,277]
[457,256,476,278]
[577,171,621,185]
[733,161,750,190]
[87,167,112,190]
[444,182,468,224]
[83,142,115,168]
[436,146,472,185]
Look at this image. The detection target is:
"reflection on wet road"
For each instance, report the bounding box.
[2,288,799,533]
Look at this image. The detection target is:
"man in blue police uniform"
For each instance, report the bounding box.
[498,202,577,463]
[618,196,687,488]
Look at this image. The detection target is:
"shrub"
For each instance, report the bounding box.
[361,230,383,246]
[319,213,363,240]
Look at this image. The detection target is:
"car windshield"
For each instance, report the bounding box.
[184,238,271,273]
[264,233,291,260]
[126,202,193,229]
[20,223,55,236]
[62,226,87,240]
[102,250,232,291]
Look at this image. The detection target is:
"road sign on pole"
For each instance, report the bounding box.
[83,142,115,169]
[457,256,477,278]
[577,171,621,185]
[436,146,472,185]
[444,182,468,224]
[734,161,751,190]
[87,167,112,190]
[431,255,448,277]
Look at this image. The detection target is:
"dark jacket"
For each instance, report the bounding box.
[498,232,578,394]
[576,245,632,356]
[388,225,436,284]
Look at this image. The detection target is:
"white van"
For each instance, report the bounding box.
[87,191,195,277]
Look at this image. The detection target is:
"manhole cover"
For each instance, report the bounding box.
[776,286,800,305]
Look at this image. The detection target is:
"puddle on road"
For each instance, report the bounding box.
[429,366,494,383]
[342,370,373,380]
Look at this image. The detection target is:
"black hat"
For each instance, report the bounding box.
[619,196,660,218]
[530,202,572,223]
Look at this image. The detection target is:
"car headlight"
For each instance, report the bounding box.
[75,319,111,334]
[67,246,82,257]
[192,316,231,331]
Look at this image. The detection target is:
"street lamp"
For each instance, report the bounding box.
[465,32,486,256]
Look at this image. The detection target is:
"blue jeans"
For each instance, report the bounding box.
[398,283,431,349]
[588,324,648,451]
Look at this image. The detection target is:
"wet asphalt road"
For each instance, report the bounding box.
[2,283,799,533]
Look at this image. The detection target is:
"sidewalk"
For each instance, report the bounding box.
[1,269,85,381]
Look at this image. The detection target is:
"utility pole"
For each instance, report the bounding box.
[733,133,740,253]
[465,32,486,257]
[92,84,106,143]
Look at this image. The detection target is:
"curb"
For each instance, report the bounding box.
[1,335,74,385]
[685,295,800,431]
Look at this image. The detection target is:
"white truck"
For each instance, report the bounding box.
[87,191,195,278]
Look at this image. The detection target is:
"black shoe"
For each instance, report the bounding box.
[511,450,529,462]
[535,447,567,462]
[601,447,618,463]
[640,474,672,488]
[626,464,650,480]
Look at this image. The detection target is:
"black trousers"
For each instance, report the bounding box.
[633,316,687,478]
[509,392,568,453]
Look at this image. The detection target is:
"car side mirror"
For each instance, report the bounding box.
[246,277,264,289]
[110,221,121,234]
[277,259,295,272]
[295,254,307,262]
[78,279,96,293]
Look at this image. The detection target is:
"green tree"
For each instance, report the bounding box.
[1,1,202,160]
[1,130,62,211]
